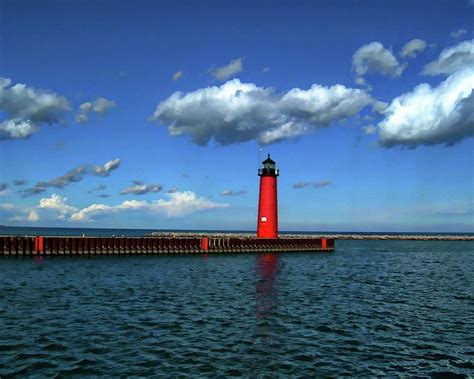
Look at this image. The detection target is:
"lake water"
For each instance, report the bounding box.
[1,239,473,377]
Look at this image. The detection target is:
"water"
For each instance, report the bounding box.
[1,225,472,237]
[1,240,473,377]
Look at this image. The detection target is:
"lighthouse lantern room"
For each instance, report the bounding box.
[257,154,279,239]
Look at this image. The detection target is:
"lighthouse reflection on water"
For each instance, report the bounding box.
[255,154,281,323]
[256,253,280,320]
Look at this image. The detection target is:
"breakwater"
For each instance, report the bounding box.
[150,232,473,241]
[0,236,334,255]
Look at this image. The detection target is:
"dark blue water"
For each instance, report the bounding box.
[1,240,473,377]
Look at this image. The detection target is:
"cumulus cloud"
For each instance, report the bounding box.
[27,210,40,222]
[352,42,406,82]
[0,77,70,123]
[69,191,227,222]
[0,77,70,140]
[152,191,228,217]
[423,39,474,76]
[293,180,332,189]
[17,191,225,222]
[0,119,39,140]
[70,203,114,222]
[120,182,162,195]
[150,79,373,145]
[372,100,389,113]
[9,210,40,222]
[450,29,467,39]
[173,71,183,81]
[75,97,116,124]
[400,39,427,58]
[377,68,474,147]
[0,202,38,222]
[209,58,243,81]
[39,194,77,220]
[22,159,121,197]
[220,190,247,196]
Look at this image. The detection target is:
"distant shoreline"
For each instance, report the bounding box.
[150,232,474,241]
[1,225,472,240]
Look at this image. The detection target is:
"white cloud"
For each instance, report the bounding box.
[372,100,388,113]
[151,191,228,217]
[39,194,78,219]
[93,159,121,176]
[22,159,121,197]
[6,209,39,222]
[69,191,227,222]
[220,190,247,196]
[377,68,474,147]
[352,42,406,82]
[120,183,162,195]
[293,180,332,189]
[400,39,427,58]
[27,210,40,222]
[209,58,243,81]
[75,97,116,124]
[70,203,113,222]
[0,119,39,140]
[0,77,70,140]
[0,203,37,221]
[450,29,467,39]
[150,79,373,145]
[173,71,183,81]
[423,39,474,76]
[93,97,116,113]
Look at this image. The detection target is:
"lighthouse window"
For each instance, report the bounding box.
[261,217,267,222]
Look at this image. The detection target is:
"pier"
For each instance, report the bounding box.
[0,236,334,256]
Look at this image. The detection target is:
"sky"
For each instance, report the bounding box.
[0,0,473,232]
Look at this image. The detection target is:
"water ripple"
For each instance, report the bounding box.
[0,240,473,376]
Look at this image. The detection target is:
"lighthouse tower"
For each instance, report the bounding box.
[257,154,279,239]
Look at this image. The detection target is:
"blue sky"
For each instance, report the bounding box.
[0,0,473,232]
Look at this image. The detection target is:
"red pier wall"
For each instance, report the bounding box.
[0,236,334,256]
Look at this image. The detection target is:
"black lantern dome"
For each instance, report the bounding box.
[258,154,279,177]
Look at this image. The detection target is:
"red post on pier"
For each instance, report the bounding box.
[201,237,209,252]
[257,154,279,239]
[34,236,44,255]
[321,238,327,250]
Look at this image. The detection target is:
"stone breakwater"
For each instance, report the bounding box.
[150,232,473,241]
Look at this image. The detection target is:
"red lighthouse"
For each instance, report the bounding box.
[257,154,279,239]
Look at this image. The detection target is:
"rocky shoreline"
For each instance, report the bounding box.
[149,232,473,241]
